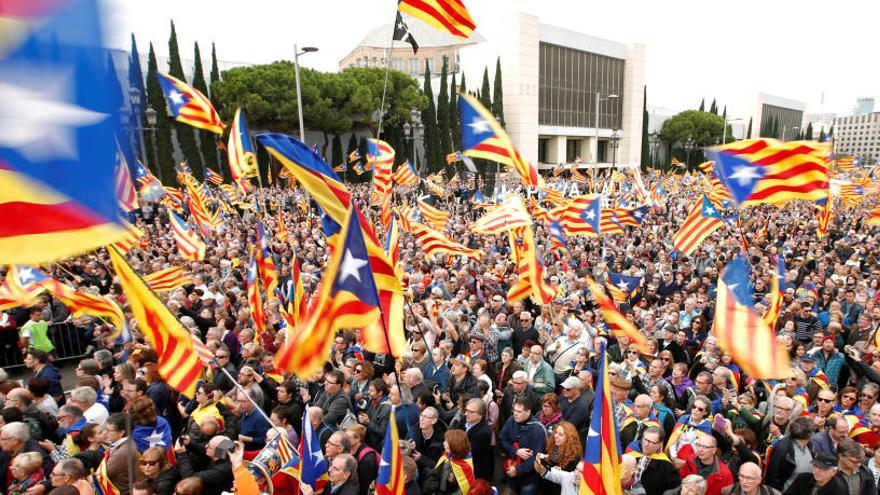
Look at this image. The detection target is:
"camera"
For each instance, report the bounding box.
[539,456,557,469]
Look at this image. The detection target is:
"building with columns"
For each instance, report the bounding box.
[459,13,646,169]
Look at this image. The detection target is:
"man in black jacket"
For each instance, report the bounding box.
[783,453,847,495]
[412,406,444,479]
[834,438,876,495]
[634,426,680,495]
[765,417,816,491]
[175,435,234,495]
[301,453,358,495]
[463,398,494,481]
[499,371,542,427]
[559,376,591,439]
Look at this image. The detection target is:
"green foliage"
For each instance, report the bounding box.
[660,110,725,165]
[191,42,216,173]
[709,98,717,115]
[450,71,460,152]
[480,67,491,110]
[208,43,226,179]
[805,122,814,141]
[167,21,203,178]
[746,117,752,139]
[492,57,504,127]
[146,43,176,183]
[819,128,827,142]
[422,61,440,173]
[698,99,705,112]
[437,56,451,163]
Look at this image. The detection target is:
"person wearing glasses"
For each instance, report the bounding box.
[210,345,238,394]
[759,396,795,451]
[668,396,713,471]
[47,458,91,495]
[809,416,851,458]
[678,433,734,495]
[627,426,680,495]
[139,446,179,495]
[719,462,779,495]
[180,384,236,441]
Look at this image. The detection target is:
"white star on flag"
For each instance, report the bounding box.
[468,118,492,134]
[729,165,762,187]
[17,267,39,285]
[0,70,107,162]
[168,89,185,106]
[339,250,368,283]
[584,209,596,220]
[616,280,630,291]
[145,429,166,447]
[705,207,716,215]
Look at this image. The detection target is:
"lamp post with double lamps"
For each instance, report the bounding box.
[294,44,319,142]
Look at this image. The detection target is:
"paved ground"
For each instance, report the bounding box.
[8,361,80,392]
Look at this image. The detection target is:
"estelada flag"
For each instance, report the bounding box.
[108,246,202,397]
[155,72,224,134]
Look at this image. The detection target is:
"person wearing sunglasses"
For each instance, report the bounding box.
[668,396,713,471]
[139,446,179,495]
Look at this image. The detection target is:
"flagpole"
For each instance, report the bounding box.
[376,9,398,138]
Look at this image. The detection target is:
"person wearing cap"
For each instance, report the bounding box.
[783,452,847,495]
[442,356,478,419]
[559,376,590,438]
[611,374,635,427]
[465,332,488,365]
[765,417,816,491]
[812,336,845,386]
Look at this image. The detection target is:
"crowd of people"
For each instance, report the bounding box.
[1,166,880,495]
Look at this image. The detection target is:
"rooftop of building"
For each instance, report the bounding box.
[355,15,485,50]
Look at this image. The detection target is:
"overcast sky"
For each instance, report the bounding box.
[103,0,876,118]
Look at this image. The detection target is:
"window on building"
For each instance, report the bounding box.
[409,58,418,75]
[566,139,581,163]
[538,139,549,164]
[393,59,403,72]
[427,58,435,75]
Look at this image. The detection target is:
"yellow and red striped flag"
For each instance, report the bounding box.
[697,161,714,175]
[836,155,860,171]
[506,228,554,305]
[143,266,193,292]
[227,109,258,189]
[114,150,139,213]
[108,246,203,397]
[246,253,267,341]
[168,211,206,261]
[205,168,223,186]
[276,209,289,242]
[398,0,476,39]
[470,197,532,235]
[713,256,790,379]
[673,195,724,256]
[367,139,395,204]
[156,72,224,134]
[112,220,145,255]
[866,206,880,226]
[411,222,482,260]
[417,198,450,230]
[710,139,829,207]
[586,277,649,354]
[762,254,786,329]
[392,160,419,187]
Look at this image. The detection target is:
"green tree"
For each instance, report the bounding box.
[146,43,176,182]
[721,105,727,123]
[436,56,451,162]
[449,71,460,152]
[331,134,343,167]
[191,42,217,173]
[819,128,827,142]
[480,67,491,110]
[128,34,146,157]
[746,117,752,139]
[641,86,649,171]
[805,122,814,141]
[770,116,779,139]
[698,99,705,112]
[829,125,834,139]
[709,98,717,115]
[167,21,204,178]
[492,57,505,127]
[208,42,226,179]
[422,61,440,173]
[659,110,725,166]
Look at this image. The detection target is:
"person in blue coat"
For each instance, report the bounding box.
[499,397,547,495]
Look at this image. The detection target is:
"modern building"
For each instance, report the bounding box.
[854,97,875,115]
[746,93,806,141]
[804,112,836,138]
[833,112,880,163]
[459,13,645,169]
[338,17,483,79]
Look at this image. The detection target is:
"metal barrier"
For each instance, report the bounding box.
[0,322,93,370]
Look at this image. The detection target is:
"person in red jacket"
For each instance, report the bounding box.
[679,435,733,495]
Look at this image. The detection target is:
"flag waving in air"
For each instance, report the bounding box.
[398,0,476,39]
[586,278,649,354]
[762,253,786,329]
[367,139,395,203]
[168,211,206,261]
[155,72,224,134]
[580,342,623,495]
[459,92,543,189]
[375,407,405,495]
[274,205,382,378]
[0,0,128,264]
[227,108,257,188]
[713,255,790,379]
[672,195,724,256]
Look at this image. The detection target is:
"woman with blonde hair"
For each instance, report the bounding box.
[139,446,179,495]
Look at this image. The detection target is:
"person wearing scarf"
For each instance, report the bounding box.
[423,430,475,495]
[625,426,680,495]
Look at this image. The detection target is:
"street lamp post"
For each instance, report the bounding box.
[610,129,621,169]
[594,92,619,173]
[722,117,743,144]
[403,107,425,175]
[684,136,695,167]
[649,132,660,171]
[294,44,319,143]
[145,106,160,182]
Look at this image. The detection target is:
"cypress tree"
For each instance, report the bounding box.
[640,85,649,171]
[492,57,505,127]
[146,43,176,182]
[331,134,343,167]
[829,125,834,139]
[167,21,204,178]
[347,133,358,156]
[805,122,814,141]
[480,67,491,110]
[746,117,752,139]
[771,116,779,138]
[128,34,146,157]
[422,62,440,173]
[819,128,827,142]
[698,99,705,112]
[436,56,451,162]
[209,43,221,92]
[449,71,460,152]
[208,42,226,179]
[709,98,717,115]
[721,105,727,123]
[191,42,216,173]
